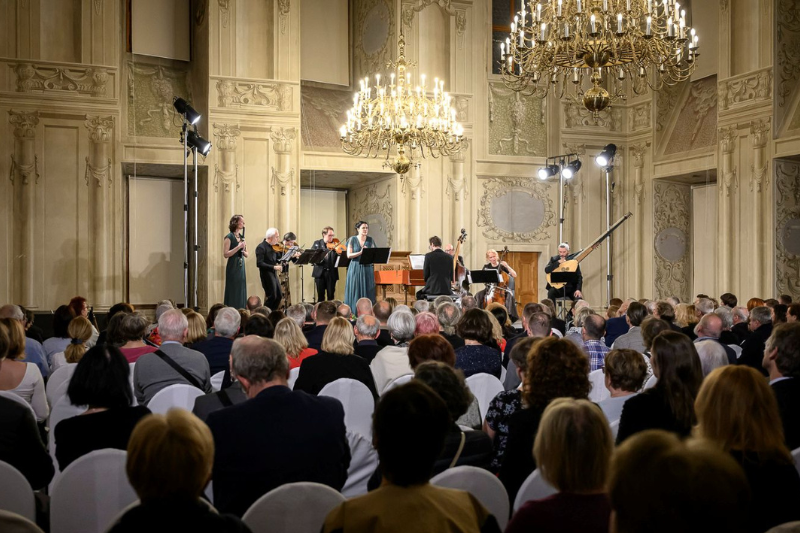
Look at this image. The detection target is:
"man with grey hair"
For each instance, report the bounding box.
[146,301,175,345]
[545,242,583,300]
[713,306,739,346]
[285,304,306,329]
[666,296,680,307]
[436,302,464,349]
[336,304,352,321]
[206,336,350,517]
[354,315,382,363]
[355,298,374,318]
[0,304,48,377]
[133,309,212,404]
[460,294,478,311]
[693,314,736,364]
[413,300,430,314]
[684,297,715,338]
[731,305,750,344]
[370,311,416,393]
[256,227,284,310]
[695,340,729,377]
[565,307,594,347]
[504,312,552,390]
[192,307,241,381]
[737,306,772,376]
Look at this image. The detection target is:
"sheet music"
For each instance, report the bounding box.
[409,254,425,270]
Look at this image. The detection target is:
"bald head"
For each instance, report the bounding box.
[356,298,374,317]
[337,304,352,320]
[0,305,23,320]
[694,313,723,340]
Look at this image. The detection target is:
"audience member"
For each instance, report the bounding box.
[108,410,249,532]
[773,303,788,324]
[306,301,337,351]
[414,311,440,336]
[506,398,612,533]
[499,337,591,503]
[294,317,378,398]
[539,299,566,335]
[284,304,306,329]
[616,331,702,443]
[504,312,552,391]
[266,310,285,330]
[460,294,479,311]
[611,302,648,353]
[43,304,75,363]
[674,303,696,329]
[693,313,737,364]
[51,315,94,372]
[246,295,262,312]
[653,300,681,331]
[252,305,270,317]
[737,306,772,376]
[787,303,800,323]
[695,340,729,377]
[0,318,48,421]
[484,310,507,354]
[208,337,350,517]
[413,300,430,314]
[609,430,750,533]
[324,381,500,533]
[353,315,382,363]
[765,298,780,308]
[486,304,516,340]
[720,292,738,309]
[746,297,766,311]
[640,316,670,357]
[695,365,800,532]
[372,301,394,346]
[713,306,739,345]
[0,304,48,378]
[273,317,317,370]
[133,310,212,405]
[147,302,175,346]
[780,294,793,306]
[604,299,635,347]
[68,295,100,346]
[732,305,751,343]
[407,334,457,369]
[371,311,415,393]
[243,314,274,338]
[763,322,800,450]
[454,308,501,379]
[606,305,619,319]
[116,313,157,363]
[185,311,209,344]
[237,309,250,332]
[598,349,648,423]
[54,345,150,470]
[206,303,225,332]
[193,307,240,378]
[503,303,545,368]
[582,314,608,371]
[104,312,129,347]
[565,307,594,346]
[19,305,44,344]
[436,302,464,350]
[336,304,352,321]
[355,297,374,318]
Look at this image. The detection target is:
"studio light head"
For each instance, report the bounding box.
[173,97,201,125]
[595,144,617,168]
[187,130,212,156]
[562,159,582,179]
[538,164,560,180]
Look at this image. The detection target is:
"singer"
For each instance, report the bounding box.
[223,214,248,309]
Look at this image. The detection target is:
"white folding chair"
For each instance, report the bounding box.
[465,373,504,421]
[728,344,743,359]
[609,419,621,440]
[341,431,379,498]
[46,364,76,407]
[48,397,87,477]
[432,465,510,530]
[242,482,346,533]
[128,363,137,406]
[319,379,374,439]
[147,384,205,415]
[0,461,36,522]
[50,449,137,533]
[0,510,43,533]
[792,447,800,478]
[588,369,610,403]
[383,373,413,393]
[210,371,225,392]
[288,367,300,389]
[513,469,557,512]
[643,375,657,390]
[500,366,507,384]
[0,391,36,419]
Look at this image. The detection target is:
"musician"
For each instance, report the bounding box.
[416,236,454,301]
[544,243,583,301]
[445,243,470,292]
[280,232,301,272]
[255,228,283,310]
[476,249,518,321]
[311,226,340,302]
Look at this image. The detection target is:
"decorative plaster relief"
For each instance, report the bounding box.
[271,168,295,196]
[456,10,467,50]
[630,143,649,205]
[718,125,739,198]
[664,76,717,155]
[11,62,109,97]
[279,0,291,34]
[563,101,622,132]
[301,86,352,149]
[777,0,800,108]
[271,127,297,154]
[477,177,555,242]
[775,160,800,298]
[219,0,230,28]
[454,95,470,123]
[653,180,690,301]
[408,0,456,15]
[629,101,652,132]
[355,0,394,77]
[84,115,114,187]
[216,78,291,111]
[213,123,241,193]
[655,80,685,133]
[350,183,395,246]
[749,119,770,193]
[127,62,191,137]
[9,110,39,139]
[717,68,772,112]
[488,83,546,156]
[8,110,39,186]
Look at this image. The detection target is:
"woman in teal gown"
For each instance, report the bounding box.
[223,215,248,309]
[344,221,376,310]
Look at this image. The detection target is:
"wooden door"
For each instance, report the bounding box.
[505,251,539,307]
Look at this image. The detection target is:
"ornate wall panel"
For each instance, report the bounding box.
[1,59,119,102]
[126,62,192,138]
[477,177,555,242]
[300,86,351,149]
[776,0,800,131]
[653,180,691,301]
[212,76,293,114]
[354,0,395,80]
[488,83,546,156]
[629,101,652,133]
[664,76,718,155]
[775,160,800,299]
[562,101,623,132]
[717,67,772,113]
[655,80,686,138]
[349,181,395,247]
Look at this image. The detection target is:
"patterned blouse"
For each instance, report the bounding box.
[484,389,523,472]
[454,344,502,379]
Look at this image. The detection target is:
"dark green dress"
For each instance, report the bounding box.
[224,232,246,309]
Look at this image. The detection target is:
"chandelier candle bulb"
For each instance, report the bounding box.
[557,0,562,18]
[603,0,608,12]
[540,22,547,41]
[646,16,652,35]
[577,0,582,13]
[617,13,623,33]
[591,14,597,33]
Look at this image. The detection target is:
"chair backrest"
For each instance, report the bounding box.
[48,397,87,480]
[318,378,374,439]
[241,482,346,533]
[341,431,379,499]
[288,367,300,389]
[383,373,413,393]
[0,461,35,522]
[513,469,557,512]
[431,465,510,530]
[50,449,137,533]
[588,369,610,403]
[46,365,76,407]
[643,375,657,390]
[147,384,205,415]
[0,510,44,533]
[792,447,800,478]
[609,419,621,440]
[728,344,743,359]
[210,371,225,392]
[0,391,35,418]
[500,365,507,384]
[465,373,504,421]
[128,363,136,404]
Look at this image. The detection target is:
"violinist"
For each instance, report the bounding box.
[255,227,283,310]
[311,226,342,302]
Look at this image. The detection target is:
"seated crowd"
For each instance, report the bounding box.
[0,291,799,532]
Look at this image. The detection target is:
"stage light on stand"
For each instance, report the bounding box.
[538,164,560,180]
[562,159,582,179]
[187,130,212,156]
[173,97,201,125]
[595,144,617,168]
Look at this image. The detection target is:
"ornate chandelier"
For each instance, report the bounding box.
[500,0,700,119]
[340,29,464,174]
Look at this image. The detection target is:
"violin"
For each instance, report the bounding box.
[326,238,348,254]
[271,243,285,253]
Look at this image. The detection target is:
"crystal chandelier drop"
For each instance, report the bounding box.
[340,29,464,174]
[500,0,700,119]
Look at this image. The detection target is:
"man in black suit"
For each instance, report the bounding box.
[305,300,337,351]
[763,322,800,450]
[693,313,737,364]
[192,307,240,378]
[207,336,350,517]
[354,315,382,363]
[255,227,283,310]
[416,236,454,301]
[731,306,751,344]
[736,306,772,376]
[544,243,583,301]
[311,226,340,302]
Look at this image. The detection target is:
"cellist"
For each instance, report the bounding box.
[478,249,519,322]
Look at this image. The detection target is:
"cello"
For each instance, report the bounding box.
[452,229,468,292]
[485,246,511,307]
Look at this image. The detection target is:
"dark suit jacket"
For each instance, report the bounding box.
[354,340,382,363]
[311,239,340,280]
[499,406,546,505]
[694,337,737,365]
[616,387,692,444]
[719,330,739,346]
[732,322,751,344]
[207,386,351,517]
[737,323,772,376]
[293,351,379,400]
[304,324,328,351]
[0,396,54,489]
[376,328,393,347]
[681,324,698,341]
[772,377,800,450]
[192,383,248,422]
[442,332,465,351]
[255,240,280,285]
[604,316,630,347]
[422,249,454,296]
[544,255,583,292]
[192,336,235,378]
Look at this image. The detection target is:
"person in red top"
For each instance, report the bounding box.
[273,317,317,370]
[118,314,157,364]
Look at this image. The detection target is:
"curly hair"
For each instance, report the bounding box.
[524,337,591,411]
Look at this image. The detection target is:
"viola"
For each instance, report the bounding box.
[326,238,347,254]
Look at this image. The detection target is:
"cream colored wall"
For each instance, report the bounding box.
[692,184,718,297]
[301,0,350,86]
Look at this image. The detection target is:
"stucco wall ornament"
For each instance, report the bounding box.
[477,177,555,242]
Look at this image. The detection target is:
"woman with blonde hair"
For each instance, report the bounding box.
[506,398,613,532]
[695,365,800,532]
[674,303,697,329]
[273,317,318,370]
[0,318,48,421]
[51,316,94,372]
[293,316,378,399]
[185,311,208,345]
[484,308,508,353]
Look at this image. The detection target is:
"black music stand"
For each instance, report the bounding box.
[296,248,327,267]
[549,271,580,320]
[360,247,392,267]
[469,269,503,285]
[335,254,352,269]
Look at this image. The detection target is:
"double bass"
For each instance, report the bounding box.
[485,246,511,307]
[452,229,468,292]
